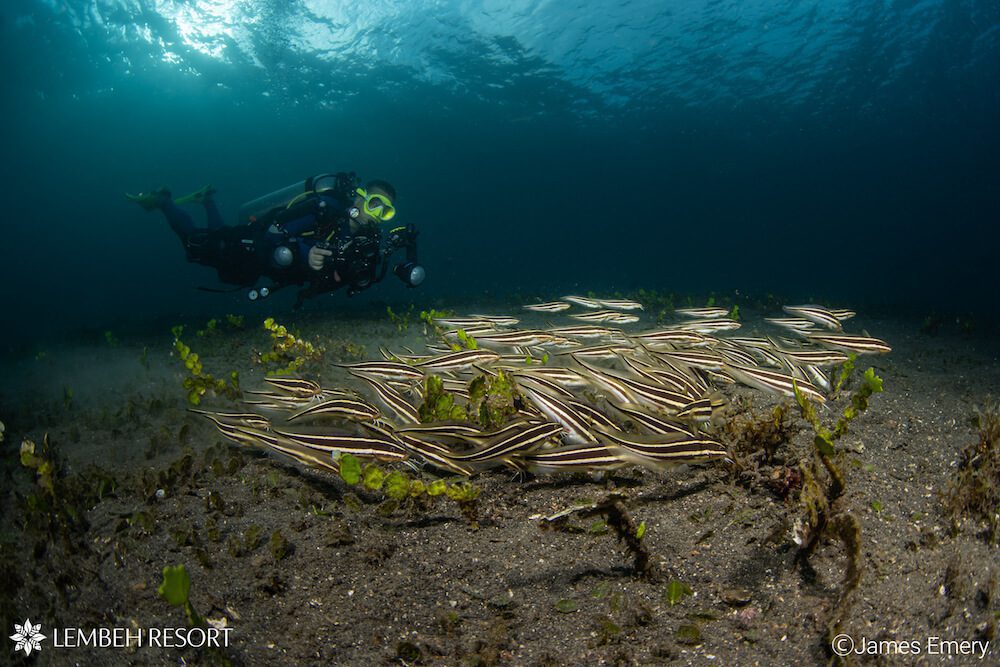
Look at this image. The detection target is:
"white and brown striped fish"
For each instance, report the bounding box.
[802,332,892,354]
[431,316,498,329]
[782,305,844,331]
[519,444,627,474]
[545,325,627,341]
[472,330,559,348]
[450,421,564,463]
[723,362,827,403]
[359,376,421,424]
[523,300,572,313]
[340,360,426,382]
[764,317,817,332]
[273,428,410,463]
[189,409,272,430]
[519,384,599,445]
[667,318,741,334]
[594,298,644,311]
[561,295,603,309]
[262,376,323,398]
[596,429,729,470]
[467,314,521,327]
[674,307,731,319]
[286,397,381,423]
[414,349,502,371]
[608,403,696,437]
[569,310,639,324]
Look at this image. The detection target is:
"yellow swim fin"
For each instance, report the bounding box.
[126,188,171,211]
[174,184,216,205]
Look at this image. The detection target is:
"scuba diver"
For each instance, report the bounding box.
[127,172,424,307]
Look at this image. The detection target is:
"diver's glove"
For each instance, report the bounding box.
[307,244,333,271]
[387,224,418,251]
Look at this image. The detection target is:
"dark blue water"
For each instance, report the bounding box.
[2,0,998,348]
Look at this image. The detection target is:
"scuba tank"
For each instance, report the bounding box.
[237,172,357,223]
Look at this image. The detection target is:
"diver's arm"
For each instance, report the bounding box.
[387,224,419,260]
[387,224,424,287]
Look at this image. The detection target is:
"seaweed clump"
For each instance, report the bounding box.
[723,401,798,491]
[19,434,117,537]
[467,369,521,430]
[539,495,657,579]
[793,366,884,653]
[259,317,324,375]
[943,400,1000,544]
[417,370,522,430]
[337,454,482,524]
[418,375,467,422]
[171,326,241,405]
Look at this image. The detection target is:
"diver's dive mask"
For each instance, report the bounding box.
[355,188,396,221]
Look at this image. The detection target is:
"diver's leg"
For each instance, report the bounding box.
[160,200,196,242]
[204,198,224,230]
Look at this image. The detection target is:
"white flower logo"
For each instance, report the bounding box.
[10,619,46,656]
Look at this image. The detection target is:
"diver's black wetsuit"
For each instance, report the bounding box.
[161,188,419,304]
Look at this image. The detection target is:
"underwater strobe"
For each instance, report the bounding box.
[394,262,425,287]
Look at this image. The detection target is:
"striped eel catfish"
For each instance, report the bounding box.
[570,310,640,324]
[508,365,591,389]
[764,317,817,332]
[339,360,426,382]
[188,409,272,430]
[723,362,827,403]
[514,372,578,399]
[519,383,599,445]
[359,376,421,424]
[361,422,475,476]
[666,318,741,334]
[632,328,711,347]
[556,343,637,361]
[766,338,851,366]
[561,295,604,309]
[523,301,572,312]
[271,428,410,463]
[673,307,731,319]
[467,314,521,326]
[286,397,381,423]
[596,429,729,470]
[262,376,323,398]
[607,403,697,436]
[518,444,628,474]
[782,304,844,331]
[593,298,644,311]
[470,329,560,348]
[583,367,701,414]
[201,416,343,473]
[431,316,500,329]
[801,332,892,354]
[545,325,628,341]
[449,421,564,463]
[414,349,502,371]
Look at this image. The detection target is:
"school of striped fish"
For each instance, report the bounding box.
[196,297,891,479]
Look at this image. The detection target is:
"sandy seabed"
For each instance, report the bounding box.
[1,301,998,666]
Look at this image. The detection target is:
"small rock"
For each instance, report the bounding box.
[721,587,753,607]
